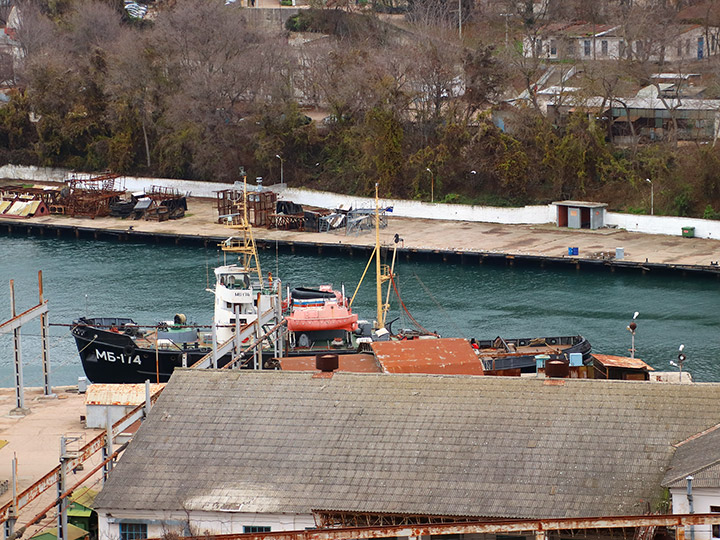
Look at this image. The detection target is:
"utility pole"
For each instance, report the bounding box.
[458,0,462,39]
[58,436,81,540]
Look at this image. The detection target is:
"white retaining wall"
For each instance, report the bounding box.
[606,212,720,240]
[2,165,719,239]
[279,187,555,224]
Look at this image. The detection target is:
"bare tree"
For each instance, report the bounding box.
[8,1,58,77]
[406,36,461,124]
[65,0,124,56]
[148,0,286,177]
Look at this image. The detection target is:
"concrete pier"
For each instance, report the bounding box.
[1,195,719,277]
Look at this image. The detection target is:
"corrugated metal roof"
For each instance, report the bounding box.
[556,96,720,111]
[371,338,484,375]
[29,524,88,540]
[85,383,166,406]
[95,371,720,519]
[592,354,654,370]
[278,353,382,373]
[552,200,608,208]
[71,487,98,509]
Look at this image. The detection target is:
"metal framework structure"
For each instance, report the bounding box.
[0,384,162,540]
[315,511,478,529]
[346,208,387,236]
[0,271,51,411]
[64,173,123,218]
[143,513,720,540]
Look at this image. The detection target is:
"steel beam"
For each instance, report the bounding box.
[0,302,48,335]
[142,513,720,540]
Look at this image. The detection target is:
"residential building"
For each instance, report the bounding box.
[547,96,720,143]
[524,22,720,62]
[663,425,720,540]
[523,22,622,60]
[94,370,720,540]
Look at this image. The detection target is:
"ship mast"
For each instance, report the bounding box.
[220,169,263,282]
[375,183,383,329]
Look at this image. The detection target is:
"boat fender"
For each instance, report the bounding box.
[548,338,557,345]
[518,340,527,347]
[123,344,136,356]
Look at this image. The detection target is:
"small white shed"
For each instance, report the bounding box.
[85,383,165,429]
[553,200,607,229]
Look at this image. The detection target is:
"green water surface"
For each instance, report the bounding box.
[1,235,718,384]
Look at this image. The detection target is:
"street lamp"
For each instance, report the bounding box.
[425,168,434,203]
[671,344,687,382]
[626,311,639,358]
[646,178,653,215]
[276,154,284,187]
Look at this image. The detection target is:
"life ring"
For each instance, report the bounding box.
[123,344,136,356]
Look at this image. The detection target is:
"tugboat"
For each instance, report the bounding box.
[71,177,281,383]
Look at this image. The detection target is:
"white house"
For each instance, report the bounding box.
[523,22,623,60]
[663,426,720,540]
[524,21,720,62]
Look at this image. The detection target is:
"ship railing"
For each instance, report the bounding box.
[190,304,279,370]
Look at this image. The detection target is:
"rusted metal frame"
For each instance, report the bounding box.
[0,302,48,335]
[316,512,475,529]
[0,388,163,525]
[145,513,720,540]
[221,320,287,370]
[12,442,129,540]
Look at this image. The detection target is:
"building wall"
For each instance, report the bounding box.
[605,212,720,241]
[573,36,623,60]
[97,509,315,540]
[522,27,719,62]
[665,26,715,62]
[670,487,720,540]
[86,404,135,429]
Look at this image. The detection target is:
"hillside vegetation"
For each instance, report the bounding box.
[1,0,720,218]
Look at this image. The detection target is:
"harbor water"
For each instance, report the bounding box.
[1,234,719,385]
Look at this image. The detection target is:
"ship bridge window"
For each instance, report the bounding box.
[224,274,251,289]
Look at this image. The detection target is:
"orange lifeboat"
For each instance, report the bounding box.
[286,286,358,332]
[286,302,358,332]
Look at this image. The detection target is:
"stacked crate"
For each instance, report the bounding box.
[216,189,277,227]
[247,191,277,227]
